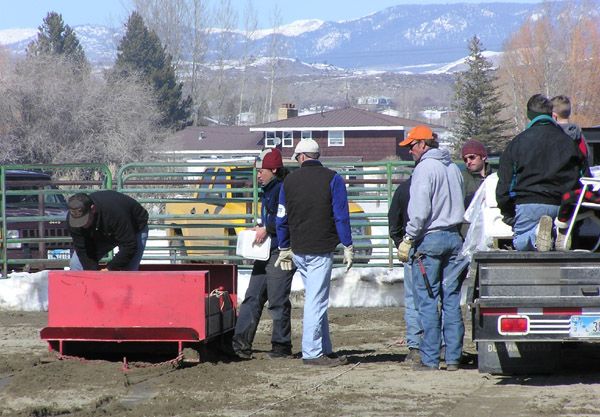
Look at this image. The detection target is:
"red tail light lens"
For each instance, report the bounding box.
[498,315,529,335]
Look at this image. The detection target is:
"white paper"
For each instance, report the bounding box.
[236,229,271,261]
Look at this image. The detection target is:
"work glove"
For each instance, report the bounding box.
[343,245,354,272]
[274,248,294,271]
[397,236,413,263]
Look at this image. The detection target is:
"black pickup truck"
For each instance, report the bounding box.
[470,251,600,374]
[2,170,71,271]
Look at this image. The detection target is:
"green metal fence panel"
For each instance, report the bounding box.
[0,160,417,275]
[117,160,414,269]
[0,164,112,277]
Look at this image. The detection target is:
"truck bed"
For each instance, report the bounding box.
[475,251,600,307]
[470,251,600,374]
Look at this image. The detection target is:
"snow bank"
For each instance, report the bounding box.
[0,267,405,312]
[213,266,405,309]
[0,271,49,311]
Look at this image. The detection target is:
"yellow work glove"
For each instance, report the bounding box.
[397,236,413,263]
[274,248,294,271]
[343,245,354,272]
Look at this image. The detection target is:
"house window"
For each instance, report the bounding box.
[265,132,280,148]
[301,130,312,140]
[282,131,293,147]
[328,131,344,146]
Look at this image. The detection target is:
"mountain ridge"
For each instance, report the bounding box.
[0,2,541,73]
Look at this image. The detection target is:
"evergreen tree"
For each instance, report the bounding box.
[26,12,88,71]
[113,12,192,130]
[452,36,509,154]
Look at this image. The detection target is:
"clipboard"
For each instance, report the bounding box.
[236,229,271,261]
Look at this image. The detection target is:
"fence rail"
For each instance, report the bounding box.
[0,160,416,276]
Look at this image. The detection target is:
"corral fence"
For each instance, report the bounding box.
[0,160,416,276]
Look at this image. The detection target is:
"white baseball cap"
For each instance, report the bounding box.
[291,138,320,161]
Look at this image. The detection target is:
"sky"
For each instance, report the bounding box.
[0,0,545,30]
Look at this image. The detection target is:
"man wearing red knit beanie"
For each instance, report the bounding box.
[461,139,493,208]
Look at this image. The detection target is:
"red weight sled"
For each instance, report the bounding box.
[40,264,237,364]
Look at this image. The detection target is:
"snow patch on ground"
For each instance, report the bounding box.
[0,267,404,312]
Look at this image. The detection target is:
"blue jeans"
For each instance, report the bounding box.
[513,204,559,251]
[404,261,423,349]
[70,226,149,271]
[412,229,465,367]
[293,252,334,359]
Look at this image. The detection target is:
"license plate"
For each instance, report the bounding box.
[47,249,71,260]
[570,315,600,337]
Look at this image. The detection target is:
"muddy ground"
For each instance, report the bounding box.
[2,308,600,417]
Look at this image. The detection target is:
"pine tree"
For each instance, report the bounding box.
[113,12,192,130]
[452,36,509,154]
[26,12,88,72]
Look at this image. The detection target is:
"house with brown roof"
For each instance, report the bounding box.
[250,106,437,161]
[163,105,443,162]
[162,126,264,160]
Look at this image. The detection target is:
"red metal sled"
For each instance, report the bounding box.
[40,264,236,360]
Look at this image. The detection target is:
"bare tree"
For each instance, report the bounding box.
[498,0,600,132]
[237,0,258,124]
[0,54,167,165]
[261,5,283,123]
[209,0,238,123]
[188,0,210,124]
[132,0,188,70]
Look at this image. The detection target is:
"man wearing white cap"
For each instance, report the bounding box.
[275,138,354,367]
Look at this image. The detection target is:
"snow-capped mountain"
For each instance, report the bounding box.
[0,2,540,73]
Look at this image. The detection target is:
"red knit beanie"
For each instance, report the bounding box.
[461,140,487,158]
[256,148,283,169]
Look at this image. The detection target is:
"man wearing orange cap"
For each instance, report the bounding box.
[397,125,466,371]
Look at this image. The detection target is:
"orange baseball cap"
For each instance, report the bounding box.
[399,125,434,147]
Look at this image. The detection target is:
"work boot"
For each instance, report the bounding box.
[535,215,553,252]
[446,363,459,371]
[232,336,252,360]
[303,355,347,367]
[326,352,348,364]
[234,349,253,360]
[412,362,438,371]
[405,348,421,364]
[554,227,571,251]
[266,345,293,359]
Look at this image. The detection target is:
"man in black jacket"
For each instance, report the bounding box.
[496,94,583,252]
[67,190,149,270]
[388,175,423,364]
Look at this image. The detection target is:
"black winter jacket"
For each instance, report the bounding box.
[496,116,583,222]
[388,177,411,248]
[68,190,149,270]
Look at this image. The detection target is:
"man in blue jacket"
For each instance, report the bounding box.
[397,125,465,371]
[276,138,353,367]
[232,148,296,360]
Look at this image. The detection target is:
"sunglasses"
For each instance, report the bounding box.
[463,154,480,162]
[408,142,419,150]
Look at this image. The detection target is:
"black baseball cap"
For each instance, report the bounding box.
[67,193,93,228]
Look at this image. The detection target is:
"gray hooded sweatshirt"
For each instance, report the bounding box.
[405,147,465,241]
[560,122,582,141]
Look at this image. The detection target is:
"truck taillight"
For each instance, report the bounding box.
[498,315,529,335]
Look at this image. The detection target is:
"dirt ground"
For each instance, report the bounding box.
[2,308,600,417]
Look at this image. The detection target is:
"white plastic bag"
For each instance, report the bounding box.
[461,173,513,260]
